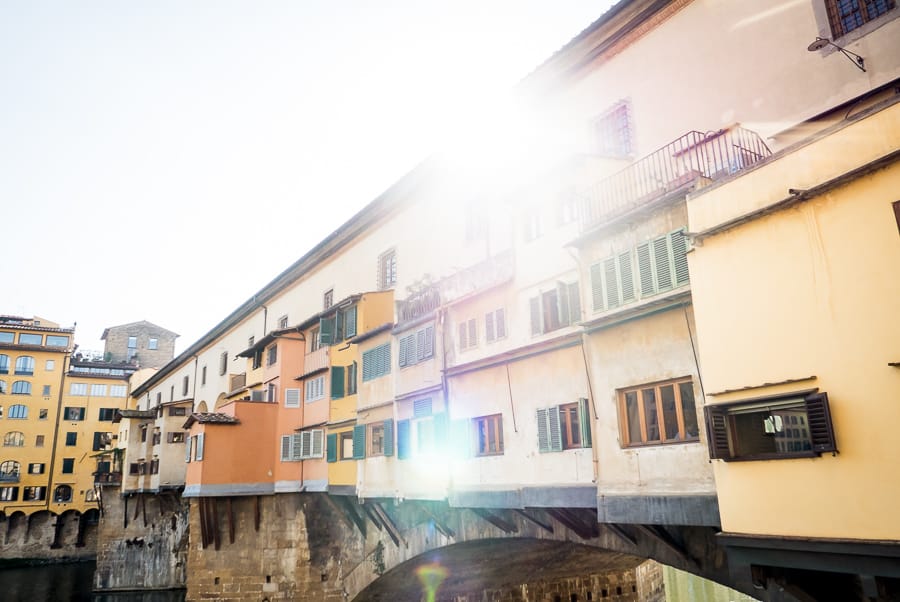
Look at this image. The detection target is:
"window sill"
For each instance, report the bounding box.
[621,438,700,449]
[718,451,822,463]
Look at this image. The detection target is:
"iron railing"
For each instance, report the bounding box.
[580,127,771,231]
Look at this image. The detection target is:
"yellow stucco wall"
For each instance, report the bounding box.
[688,104,900,539]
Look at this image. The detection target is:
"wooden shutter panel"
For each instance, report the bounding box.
[294,433,305,460]
[619,250,635,303]
[331,366,345,399]
[185,436,193,463]
[319,317,334,345]
[653,236,673,290]
[423,325,434,358]
[285,388,301,408]
[458,322,467,350]
[485,312,495,342]
[311,429,324,458]
[352,424,366,459]
[344,306,358,339]
[590,262,605,311]
[467,319,476,347]
[704,405,731,460]
[568,282,581,324]
[637,242,654,297]
[413,398,432,418]
[397,419,411,460]
[671,230,690,285]
[383,419,394,457]
[805,392,837,453]
[557,282,570,325]
[326,433,338,463]
[495,308,506,338]
[548,406,562,452]
[416,328,426,361]
[536,408,550,452]
[578,398,592,448]
[362,349,374,381]
[334,309,345,342]
[530,297,542,335]
[399,336,409,367]
[603,257,619,308]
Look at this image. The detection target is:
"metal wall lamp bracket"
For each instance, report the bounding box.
[807,37,866,72]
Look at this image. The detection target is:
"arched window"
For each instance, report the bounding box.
[11,381,31,395]
[53,484,72,503]
[3,432,24,447]
[8,405,27,419]
[0,354,8,374]
[0,460,20,480]
[14,356,35,376]
[0,380,6,394]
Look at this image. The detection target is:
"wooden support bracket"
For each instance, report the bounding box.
[634,524,697,570]
[371,502,406,548]
[471,508,518,534]
[227,497,235,544]
[513,509,554,534]
[546,508,597,540]
[361,503,383,531]
[335,496,367,537]
[603,523,638,547]
[418,502,456,539]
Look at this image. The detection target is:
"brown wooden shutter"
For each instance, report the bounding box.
[704,405,730,460]
[805,392,837,454]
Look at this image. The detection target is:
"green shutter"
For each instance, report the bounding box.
[331,366,345,399]
[383,419,394,456]
[433,412,449,451]
[326,433,338,463]
[671,229,690,285]
[399,335,409,367]
[619,250,635,303]
[334,309,345,342]
[451,418,471,458]
[352,424,366,459]
[653,236,673,290]
[319,317,334,345]
[397,419,411,460]
[637,242,654,297]
[578,398,592,448]
[603,257,619,308]
[344,305,358,338]
[347,362,357,395]
[590,262,605,311]
[529,297,542,335]
[557,282,570,325]
[536,408,550,453]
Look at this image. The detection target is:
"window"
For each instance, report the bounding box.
[0,332,11,344]
[12,379,33,394]
[8,405,27,419]
[281,429,325,461]
[557,191,578,226]
[347,362,358,396]
[318,306,357,346]
[396,410,448,460]
[484,309,506,343]
[150,459,159,474]
[458,319,477,351]
[98,408,116,421]
[219,351,228,375]
[140,426,148,442]
[15,356,35,375]
[705,390,837,461]
[156,392,162,405]
[64,407,86,421]
[93,432,113,451]
[90,384,107,397]
[129,462,146,475]
[0,355,7,373]
[18,334,42,345]
[266,344,277,366]
[339,431,354,460]
[3,432,24,447]
[377,248,397,290]
[23,486,45,501]
[473,414,504,456]
[825,0,896,37]
[182,376,189,396]
[267,383,277,403]
[362,343,391,382]
[523,208,543,242]
[369,423,385,456]
[537,399,592,453]
[590,230,689,313]
[35,435,44,447]
[61,458,74,474]
[309,326,321,352]
[110,385,127,397]
[399,325,435,367]
[529,282,581,335]
[46,335,69,347]
[168,406,187,416]
[148,338,158,350]
[366,420,394,457]
[195,433,205,461]
[619,378,699,447]
[45,359,54,371]
[42,385,51,396]
[594,100,633,157]
[70,383,87,396]
[170,385,174,401]
[65,432,77,446]
[285,388,301,408]
[0,486,18,501]
[305,376,325,402]
[0,460,20,479]
[167,432,186,443]
[39,409,47,420]
[86,489,98,502]
[252,348,263,370]
[323,289,334,309]
[278,315,289,329]
[28,463,45,474]
[54,485,73,503]
[0,380,5,394]
[201,365,207,386]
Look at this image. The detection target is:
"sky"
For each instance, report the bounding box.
[0,1,613,355]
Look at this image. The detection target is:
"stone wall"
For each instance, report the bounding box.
[103,322,176,369]
[0,509,98,563]
[93,491,189,591]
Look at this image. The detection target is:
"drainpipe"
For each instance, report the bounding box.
[46,345,73,510]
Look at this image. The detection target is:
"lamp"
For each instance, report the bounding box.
[807,37,866,72]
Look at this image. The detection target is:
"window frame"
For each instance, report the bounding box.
[377,248,398,290]
[473,414,504,457]
[822,0,897,39]
[618,377,700,448]
[529,281,581,336]
[593,99,633,158]
[361,343,391,382]
[537,399,592,453]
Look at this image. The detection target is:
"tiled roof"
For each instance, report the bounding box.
[183,412,240,428]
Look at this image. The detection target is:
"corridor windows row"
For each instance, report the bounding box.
[0,333,69,347]
[590,229,689,313]
[619,377,699,447]
[399,325,434,367]
[0,355,37,375]
[459,308,507,351]
[0,485,52,502]
[530,282,581,336]
[0,381,40,395]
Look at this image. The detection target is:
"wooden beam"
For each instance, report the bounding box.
[123,495,129,529]
[321,494,355,530]
[227,497,235,544]
[634,524,697,570]
[418,502,455,539]
[513,509,553,534]
[141,493,148,528]
[470,508,518,534]
[212,498,221,551]
[198,499,209,549]
[361,503,383,531]
[546,508,594,540]
[335,496,367,537]
[371,502,406,548]
[604,523,638,547]
[254,496,260,531]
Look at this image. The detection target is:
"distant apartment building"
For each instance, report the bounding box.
[101,321,178,368]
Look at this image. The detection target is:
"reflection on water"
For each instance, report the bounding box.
[0,562,185,602]
[664,565,759,602]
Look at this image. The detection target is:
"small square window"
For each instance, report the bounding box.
[473,414,504,456]
[340,431,354,460]
[323,289,334,310]
[148,338,158,350]
[378,249,397,290]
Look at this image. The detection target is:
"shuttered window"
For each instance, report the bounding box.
[331,366,345,399]
[619,378,699,447]
[591,229,690,313]
[352,424,366,460]
[286,430,326,460]
[704,391,837,461]
[305,376,325,402]
[537,399,592,453]
[362,343,391,382]
[484,309,506,343]
[399,325,434,368]
[530,282,581,336]
[344,305,358,339]
[284,388,301,408]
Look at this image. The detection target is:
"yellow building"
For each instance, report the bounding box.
[0,316,73,513]
[688,93,900,594]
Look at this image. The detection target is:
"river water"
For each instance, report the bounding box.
[0,562,185,602]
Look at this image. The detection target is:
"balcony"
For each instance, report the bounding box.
[396,286,441,324]
[229,372,247,393]
[579,127,771,232]
[302,346,329,376]
[439,250,515,305]
[94,471,122,486]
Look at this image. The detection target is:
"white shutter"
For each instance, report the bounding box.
[548,406,562,452]
[495,309,506,339]
[485,312,495,342]
[280,435,293,461]
[311,429,324,458]
[294,433,305,460]
[285,388,301,408]
[536,408,549,452]
[653,236,673,290]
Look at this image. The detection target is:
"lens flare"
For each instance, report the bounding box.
[415,563,449,602]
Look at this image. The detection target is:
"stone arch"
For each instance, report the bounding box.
[52,508,81,548]
[213,391,230,411]
[197,399,210,413]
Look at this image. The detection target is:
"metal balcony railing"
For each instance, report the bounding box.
[580,127,771,232]
[93,471,122,486]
